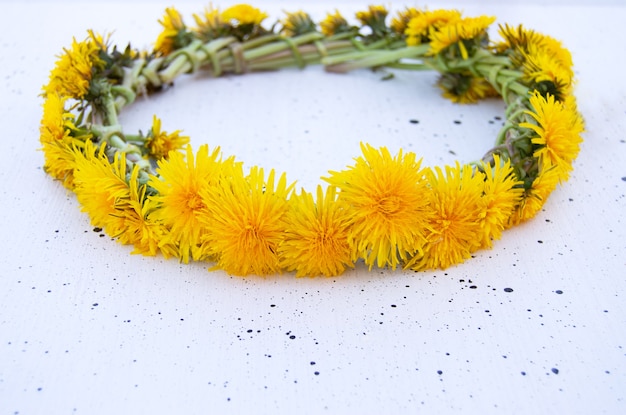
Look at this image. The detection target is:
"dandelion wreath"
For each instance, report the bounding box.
[39,4,584,277]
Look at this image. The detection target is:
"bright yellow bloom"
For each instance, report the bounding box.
[145,115,190,160]
[115,167,168,256]
[39,93,88,188]
[40,93,70,143]
[537,35,573,78]
[510,165,560,225]
[355,5,389,38]
[405,9,462,46]
[201,167,294,276]
[521,44,573,99]
[479,155,524,248]
[355,5,388,26]
[155,7,186,56]
[496,24,574,92]
[495,24,544,54]
[281,10,316,36]
[72,141,131,232]
[148,145,233,263]
[44,31,104,99]
[193,5,228,41]
[280,186,353,277]
[429,15,496,59]
[221,4,268,26]
[437,72,499,104]
[324,143,431,270]
[406,163,485,271]
[520,91,584,181]
[320,10,351,36]
[390,7,421,35]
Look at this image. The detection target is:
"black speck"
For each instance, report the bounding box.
[469,285,477,289]
[537,240,543,244]
[270,304,276,308]
[494,116,502,121]
[247,329,253,333]
[551,368,559,375]
[453,120,461,124]
[99,234,105,238]
[92,303,98,307]
[621,177,626,182]
[555,290,563,295]
[409,119,419,124]
[310,361,316,365]
[314,371,320,375]
[437,370,443,375]
[521,371,526,376]
[289,335,296,340]
[504,287,514,293]
[391,304,397,308]
[93,227,102,232]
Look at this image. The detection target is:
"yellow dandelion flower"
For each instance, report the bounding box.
[193,5,229,41]
[281,10,316,37]
[521,44,573,100]
[510,165,560,225]
[280,185,353,277]
[405,9,462,46]
[406,163,485,271]
[429,15,496,59]
[520,91,584,181]
[355,5,388,26]
[41,137,80,189]
[201,167,294,276]
[40,93,89,188]
[154,7,187,56]
[496,24,574,81]
[145,115,190,160]
[72,141,131,232]
[44,32,104,99]
[355,5,389,38]
[494,24,543,54]
[324,143,431,270]
[114,166,168,256]
[148,144,232,263]
[538,35,574,78]
[320,10,351,36]
[437,72,499,104]
[390,7,421,35]
[479,155,524,248]
[40,93,70,143]
[221,4,268,26]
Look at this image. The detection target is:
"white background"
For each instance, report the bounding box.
[1,1,625,414]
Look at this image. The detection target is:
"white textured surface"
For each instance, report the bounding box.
[1,1,625,414]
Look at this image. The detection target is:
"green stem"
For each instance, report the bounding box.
[324,44,430,73]
[103,93,119,126]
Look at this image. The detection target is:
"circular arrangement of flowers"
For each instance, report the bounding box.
[39,4,584,277]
